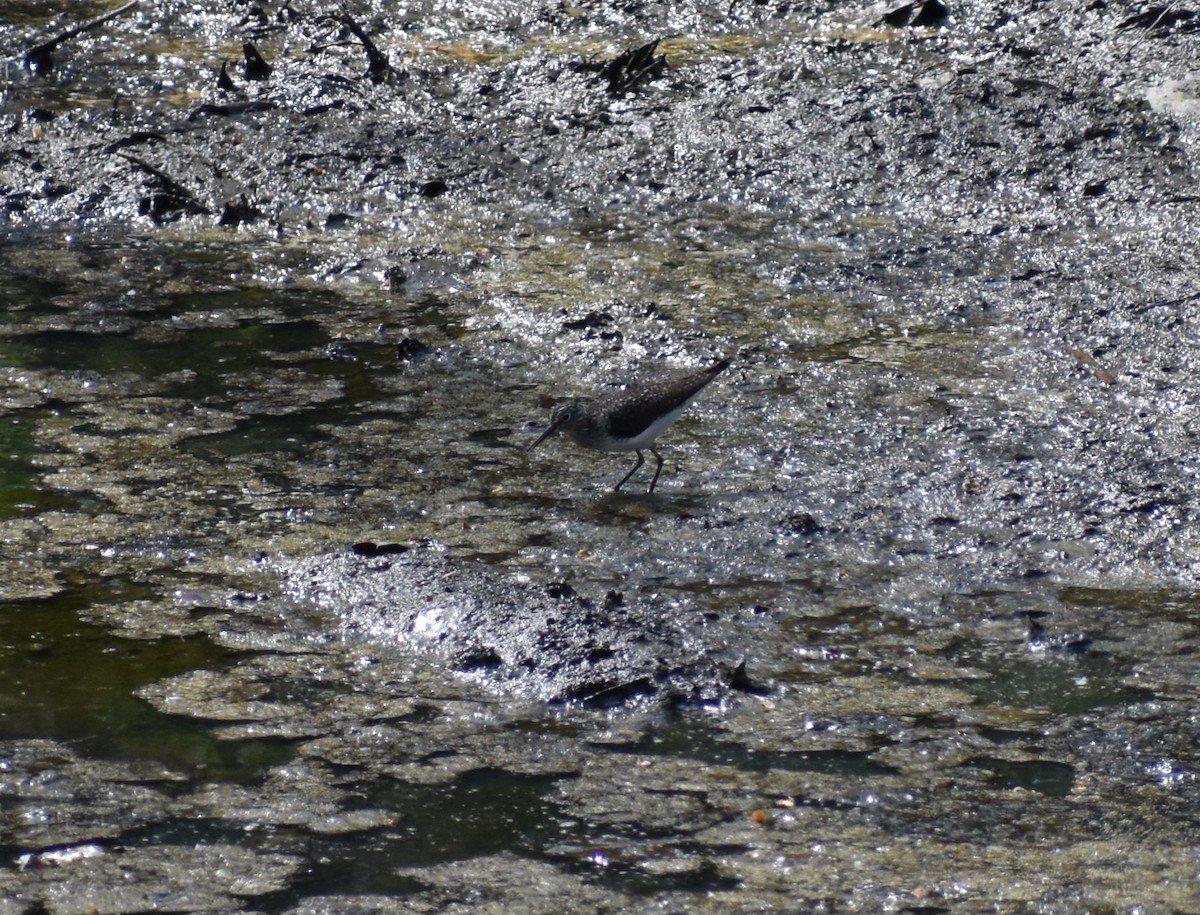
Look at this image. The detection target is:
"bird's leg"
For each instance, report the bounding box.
[648,447,665,492]
[615,450,645,491]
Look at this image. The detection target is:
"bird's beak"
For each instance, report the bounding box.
[529,416,564,451]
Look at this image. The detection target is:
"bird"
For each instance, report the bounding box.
[529,358,730,492]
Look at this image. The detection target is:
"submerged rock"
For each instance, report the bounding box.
[278,542,758,706]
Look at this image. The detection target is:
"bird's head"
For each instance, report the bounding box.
[529,401,586,450]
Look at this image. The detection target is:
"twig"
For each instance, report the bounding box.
[1126,0,1181,55]
[336,12,397,84]
[24,0,139,74]
[118,152,212,221]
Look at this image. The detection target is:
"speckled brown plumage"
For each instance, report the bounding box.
[530,358,730,492]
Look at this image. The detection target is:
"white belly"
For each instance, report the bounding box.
[596,402,688,451]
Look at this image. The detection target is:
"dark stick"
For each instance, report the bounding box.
[25,0,139,74]
[336,12,397,84]
[118,153,212,220]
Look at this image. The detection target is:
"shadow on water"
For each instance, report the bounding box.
[177,410,337,458]
[597,714,898,778]
[4,320,329,382]
[292,768,569,897]
[963,648,1155,716]
[963,757,1076,798]
[0,412,78,518]
[0,585,291,782]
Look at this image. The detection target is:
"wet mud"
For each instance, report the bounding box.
[3,0,1200,911]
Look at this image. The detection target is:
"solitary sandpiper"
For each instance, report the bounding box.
[530,357,730,492]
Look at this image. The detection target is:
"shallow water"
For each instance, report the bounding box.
[1,218,1195,908]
